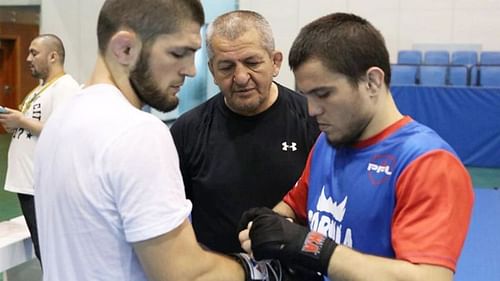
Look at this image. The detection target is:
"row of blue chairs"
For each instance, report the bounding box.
[397,50,500,66]
[391,64,500,87]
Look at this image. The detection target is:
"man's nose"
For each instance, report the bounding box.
[307,99,323,117]
[232,64,250,85]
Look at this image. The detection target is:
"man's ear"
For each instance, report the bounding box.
[366,67,385,93]
[271,50,283,77]
[108,30,141,66]
[49,51,57,63]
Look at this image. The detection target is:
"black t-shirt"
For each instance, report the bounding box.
[170,83,320,253]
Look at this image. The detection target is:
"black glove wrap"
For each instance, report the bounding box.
[240,208,337,275]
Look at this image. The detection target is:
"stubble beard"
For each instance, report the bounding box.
[129,50,179,113]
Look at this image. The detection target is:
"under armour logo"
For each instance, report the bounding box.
[282,142,297,151]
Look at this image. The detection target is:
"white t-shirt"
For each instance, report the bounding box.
[34,84,192,281]
[4,74,80,195]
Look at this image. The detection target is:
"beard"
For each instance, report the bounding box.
[326,116,371,148]
[129,50,179,113]
[31,65,48,81]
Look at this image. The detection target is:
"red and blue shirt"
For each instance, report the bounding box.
[284,116,473,273]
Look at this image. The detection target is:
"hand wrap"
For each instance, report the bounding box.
[239,207,337,275]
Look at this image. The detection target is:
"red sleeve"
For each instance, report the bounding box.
[283,148,314,224]
[392,149,474,272]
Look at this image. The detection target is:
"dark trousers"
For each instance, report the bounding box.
[17,193,42,265]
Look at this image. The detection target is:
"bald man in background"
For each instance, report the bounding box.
[0,34,80,264]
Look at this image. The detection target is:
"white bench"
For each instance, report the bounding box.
[0,216,36,273]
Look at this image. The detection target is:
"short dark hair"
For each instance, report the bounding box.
[37,34,66,64]
[97,0,204,54]
[289,13,391,87]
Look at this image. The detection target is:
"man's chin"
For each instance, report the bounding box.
[149,99,179,113]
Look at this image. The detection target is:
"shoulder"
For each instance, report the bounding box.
[50,74,81,97]
[397,120,456,156]
[171,94,221,131]
[54,74,80,89]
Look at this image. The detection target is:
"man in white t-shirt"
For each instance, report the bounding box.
[0,34,80,264]
[33,1,276,281]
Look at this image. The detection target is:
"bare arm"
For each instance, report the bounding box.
[0,108,43,136]
[134,219,244,281]
[327,245,453,281]
[239,212,453,281]
[272,200,296,220]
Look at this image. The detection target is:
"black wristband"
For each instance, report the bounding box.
[296,231,336,275]
[249,213,337,276]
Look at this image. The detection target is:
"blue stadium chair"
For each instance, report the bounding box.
[470,65,479,86]
[479,66,500,87]
[448,66,468,86]
[480,51,500,65]
[424,50,450,65]
[397,50,422,64]
[451,51,478,66]
[419,65,447,86]
[391,64,418,85]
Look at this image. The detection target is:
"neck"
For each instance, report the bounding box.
[360,89,403,140]
[87,55,142,109]
[42,66,65,85]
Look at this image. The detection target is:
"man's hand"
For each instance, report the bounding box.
[0,107,43,136]
[0,108,25,130]
[238,207,277,256]
[238,207,337,275]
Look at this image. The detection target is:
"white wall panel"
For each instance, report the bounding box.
[400,0,454,10]
[298,0,346,26]
[454,0,500,10]
[399,9,454,44]
[453,9,500,50]
[40,0,103,84]
[0,0,39,5]
[239,0,500,88]
[34,0,500,90]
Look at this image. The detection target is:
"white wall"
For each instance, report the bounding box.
[36,0,500,88]
[40,0,104,84]
[0,0,39,4]
[240,0,500,88]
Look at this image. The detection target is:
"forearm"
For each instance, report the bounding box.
[135,219,244,281]
[18,117,43,136]
[273,201,297,220]
[327,245,453,281]
[173,247,245,281]
[240,208,453,281]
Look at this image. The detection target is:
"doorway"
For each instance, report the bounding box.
[0,38,18,109]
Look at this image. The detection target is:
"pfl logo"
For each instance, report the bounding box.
[367,163,392,175]
[282,141,297,151]
[367,154,396,185]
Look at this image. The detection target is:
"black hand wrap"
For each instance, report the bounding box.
[238,207,277,231]
[239,207,337,275]
[231,253,282,281]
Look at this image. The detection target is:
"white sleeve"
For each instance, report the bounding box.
[101,119,192,243]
